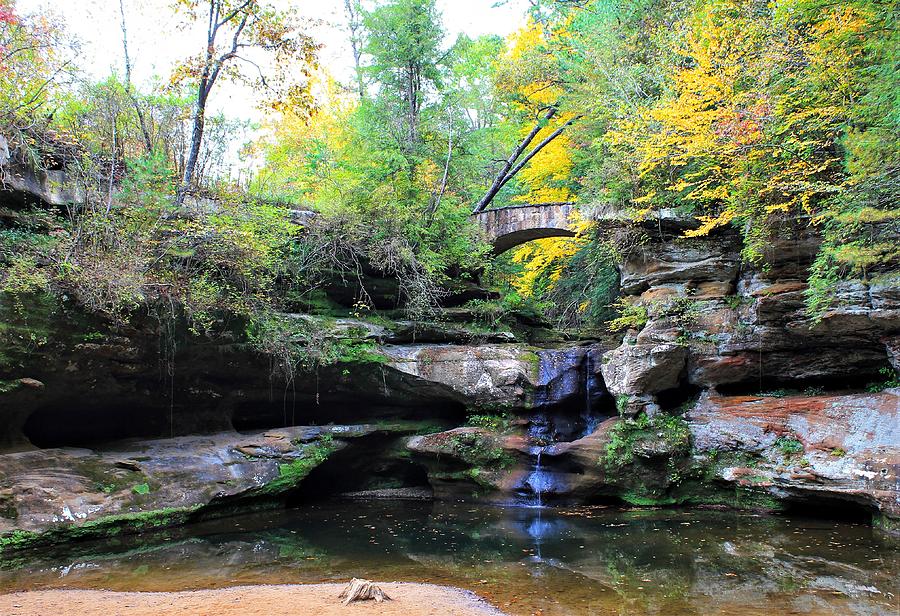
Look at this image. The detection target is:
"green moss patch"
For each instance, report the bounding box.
[254,440,337,497]
[448,432,516,470]
[602,413,691,469]
[0,506,203,555]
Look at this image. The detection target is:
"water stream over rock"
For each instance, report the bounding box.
[520,349,609,506]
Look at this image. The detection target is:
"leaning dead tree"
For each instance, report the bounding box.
[338,578,392,605]
[472,107,582,213]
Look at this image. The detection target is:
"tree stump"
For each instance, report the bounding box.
[338,578,392,605]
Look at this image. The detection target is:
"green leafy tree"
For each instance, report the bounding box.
[363,0,444,158]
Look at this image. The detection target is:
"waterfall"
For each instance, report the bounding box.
[521,348,606,506]
[580,352,602,437]
[525,446,552,507]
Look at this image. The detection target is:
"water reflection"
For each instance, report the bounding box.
[1,501,896,615]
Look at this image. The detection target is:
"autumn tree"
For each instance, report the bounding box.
[172,0,317,202]
[472,19,580,212]
[532,0,898,320]
[0,0,72,156]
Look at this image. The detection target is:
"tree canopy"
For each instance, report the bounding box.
[0,0,896,349]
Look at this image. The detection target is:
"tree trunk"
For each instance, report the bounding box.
[426,105,453,224]
[494,113,583,193]
[472,107,556,213]
[338,579,392,605]
[178,85,208,204]
[118,0,153,154]
[406,64,418,154]
[344,0,365,99]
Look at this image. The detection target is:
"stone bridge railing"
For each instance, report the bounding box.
[474,203,577,254]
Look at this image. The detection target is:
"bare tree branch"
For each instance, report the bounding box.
[472,107,557,213]
[495,113,582,192]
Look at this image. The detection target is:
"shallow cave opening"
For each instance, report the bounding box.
[656,382,703,411]
[287,434,433,506]
[778,495,874,525]
[230,399,467,434]
[715,370,888,397]
[0,188,49,211]
[23,402,171,449]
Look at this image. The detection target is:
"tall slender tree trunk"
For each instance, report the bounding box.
[472,107,556,213]
[472,109,582,213]
[344,0,365,99]
[118,0,153,154]
[179,84,208,204]
[406,64,418,154]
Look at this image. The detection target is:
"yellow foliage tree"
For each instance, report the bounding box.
[510,213,591,299]
[608,0,878,262]
[495,20,587,297]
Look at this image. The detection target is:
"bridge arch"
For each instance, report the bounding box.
[474,203,577,254]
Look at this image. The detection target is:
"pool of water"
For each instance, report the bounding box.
[1,501,897,615]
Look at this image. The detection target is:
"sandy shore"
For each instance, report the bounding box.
[0,583,507,616]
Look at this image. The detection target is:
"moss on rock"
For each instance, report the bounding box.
[0,506,204,554]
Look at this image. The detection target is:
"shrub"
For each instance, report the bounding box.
[774,436,804,456]
[608,299,648,333]
[465,413,511,433]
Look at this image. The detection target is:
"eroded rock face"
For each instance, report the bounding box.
[2,184,897,541]
[688,389,900,520]
[383,344,601,410]
[602,223,899,401]
[0,160,82,207]
[0,294,606,450]
[0,424,408,548]
[619,234,742,295]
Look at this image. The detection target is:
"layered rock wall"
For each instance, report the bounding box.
[602,222,898,406]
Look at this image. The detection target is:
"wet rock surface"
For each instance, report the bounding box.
[383,344,603,410]
[407,389,899,527]
[688,389,900,521]
[0,424,424,546]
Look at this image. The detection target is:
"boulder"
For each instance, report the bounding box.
[601,342,687,396]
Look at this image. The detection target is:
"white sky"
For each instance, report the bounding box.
[19,0,528,122]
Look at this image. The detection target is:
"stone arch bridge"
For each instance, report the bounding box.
[474,203,577,254]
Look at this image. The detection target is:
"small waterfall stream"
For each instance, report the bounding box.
[520,348,608,507]
[525,446,552,507]
[580,352,602,438]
